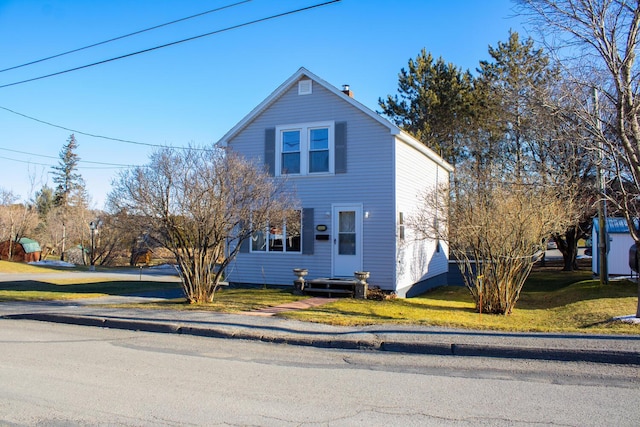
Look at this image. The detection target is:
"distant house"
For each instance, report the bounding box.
[0,238,42,262]
[219,68,453,297]
[592,217,636,276]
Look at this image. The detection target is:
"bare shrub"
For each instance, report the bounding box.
[410,182,576,314]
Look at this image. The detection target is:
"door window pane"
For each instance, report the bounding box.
[339,233,356,255]
[338,211,356,255]
[339,211,355,232]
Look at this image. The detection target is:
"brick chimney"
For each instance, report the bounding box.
[341,84,353,97]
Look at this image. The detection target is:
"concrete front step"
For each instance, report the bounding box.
[304,278,356,298]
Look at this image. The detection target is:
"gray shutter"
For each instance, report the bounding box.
[239,237,250,253]
[239,221,250,253]
[302,208,314,255]
[335,121,347,174]
[265,128,276,176]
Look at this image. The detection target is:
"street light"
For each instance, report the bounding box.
[89,221,97,271]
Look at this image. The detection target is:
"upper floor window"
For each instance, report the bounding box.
[276,122,334,176]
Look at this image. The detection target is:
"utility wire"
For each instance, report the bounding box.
[0,147,138,167]
[0,0,341,89]
[0,155,51,168]
[0,0,252,73]
[0,105,193,150]
[0,154,139,170]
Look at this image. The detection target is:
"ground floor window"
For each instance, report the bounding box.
[251,210,301,253]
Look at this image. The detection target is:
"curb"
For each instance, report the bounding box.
[5,313,640,365]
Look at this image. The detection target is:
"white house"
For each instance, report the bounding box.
[592,217,637,276]
[219,68,453,297]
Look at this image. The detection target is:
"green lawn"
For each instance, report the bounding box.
[114,287,307,313]
[0,279,182,302]
[1,259,638,334]
[283,270,640,334]
[0,260,62,274]
[0,260,181,301]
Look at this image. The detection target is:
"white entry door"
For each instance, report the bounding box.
[332,204,363,277]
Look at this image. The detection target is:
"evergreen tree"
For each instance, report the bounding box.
[51,134,87,260]
[476,31,554,181]
[52,134,86,208]
[378,49,475,166]
[34,185,55,220]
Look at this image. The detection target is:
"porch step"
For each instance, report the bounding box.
[303,278,356,298]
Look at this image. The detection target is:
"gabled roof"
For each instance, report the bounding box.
[218,67,453,172]
[17,237,41,253]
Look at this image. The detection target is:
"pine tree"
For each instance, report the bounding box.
[52,134,86,208]
[51,134,87,260]
[476,31,554,180]
[378,49,475,166]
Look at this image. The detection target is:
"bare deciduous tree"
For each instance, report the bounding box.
[410,181,577,314]
[519,0,640,316]
[0,188,39,261]
[108,147,294,303]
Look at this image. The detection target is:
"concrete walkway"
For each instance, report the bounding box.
[240,297,338,316]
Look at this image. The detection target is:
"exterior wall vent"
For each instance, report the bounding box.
[298,79,312,95]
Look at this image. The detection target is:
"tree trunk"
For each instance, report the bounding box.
[555,227,579,271]
[61,224,66,261]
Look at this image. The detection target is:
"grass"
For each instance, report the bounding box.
[0,280,181,302]
[0,259,181,301]
[1,258,639,334]
[0,260,63,274]
[0,260,303,309]
[114,287,307,313]
[282,269,640,334]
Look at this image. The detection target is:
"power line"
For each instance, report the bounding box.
[0,154,139,170]
[0,155,51,168]
[0,0,341,89]
[0,147,138,167]
[0,0,252,74]
[0,105,181,149]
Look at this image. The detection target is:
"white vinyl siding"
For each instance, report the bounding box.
[224,75,449,295]
[225,81,395,287]
[395,138,450,295]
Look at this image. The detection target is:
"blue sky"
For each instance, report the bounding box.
[0,0,526,208]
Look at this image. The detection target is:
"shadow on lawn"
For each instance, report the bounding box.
[0,279,181,299]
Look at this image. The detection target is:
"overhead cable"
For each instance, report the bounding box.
[0,147,138,167]
[0,0,252,73]
[0,104,192,150]
[0,0,341,89]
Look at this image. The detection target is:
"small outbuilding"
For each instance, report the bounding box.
[592,217,637,276]
[0,237,42,262]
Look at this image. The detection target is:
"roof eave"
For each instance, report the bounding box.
[396,131,454,172]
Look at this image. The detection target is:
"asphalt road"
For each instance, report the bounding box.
[1,320,638,426]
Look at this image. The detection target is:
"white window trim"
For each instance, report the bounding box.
[250,211,302,254]
[275,121,335,176]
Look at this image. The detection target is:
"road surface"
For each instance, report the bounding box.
[1,319,638,426]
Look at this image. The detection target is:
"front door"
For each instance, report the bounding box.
[332,204,363,277]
